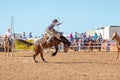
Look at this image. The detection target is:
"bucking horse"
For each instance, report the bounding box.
[33,34,71,63]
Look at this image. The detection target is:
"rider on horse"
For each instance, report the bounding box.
[45,19,63,44]
[4,28,14,46]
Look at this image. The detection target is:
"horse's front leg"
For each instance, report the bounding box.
[116,48,120,59]
[7,48,10,56]
[33,52,39,63]
[4,48,7,56]
[51,47,58,56]
[11,43,14,57]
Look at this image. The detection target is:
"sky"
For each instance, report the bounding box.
[0,0,120,37]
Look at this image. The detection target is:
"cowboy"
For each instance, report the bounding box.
[5,28,12,38]
[27,32,33,38]
[45,19,63,44]
[4,28,13,46]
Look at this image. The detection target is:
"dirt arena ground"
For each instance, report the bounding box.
[0,50,120,80]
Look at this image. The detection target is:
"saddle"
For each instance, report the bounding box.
[44,34,50,39]
[38,34,50,44]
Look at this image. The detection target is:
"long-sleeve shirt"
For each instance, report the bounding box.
[5,31,12,38]
[47,23,62,31]
[93,34,98,40]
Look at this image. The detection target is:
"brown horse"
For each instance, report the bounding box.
[33,35,71,63]
[112,32,120,59]
[3,35,14,56]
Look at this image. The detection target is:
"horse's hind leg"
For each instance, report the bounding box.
[33,52,39,63]
[40,51,47,63]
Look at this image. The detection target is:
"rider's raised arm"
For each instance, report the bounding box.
[56,23,62,26]
[56,21,64,26]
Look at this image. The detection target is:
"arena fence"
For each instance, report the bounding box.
[70,41,117,51]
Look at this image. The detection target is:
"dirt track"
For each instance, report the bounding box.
[0,51,120,80]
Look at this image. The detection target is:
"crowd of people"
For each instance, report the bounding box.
[65,32,110,52]
[67,32,103,43]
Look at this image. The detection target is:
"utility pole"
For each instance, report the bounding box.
[11,16,14,34]
[10,16,15,55]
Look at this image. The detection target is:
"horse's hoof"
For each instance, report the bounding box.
[51,54,56,56]
[35,61,39,63]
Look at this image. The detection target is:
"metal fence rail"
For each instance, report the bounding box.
[70,41,117,51]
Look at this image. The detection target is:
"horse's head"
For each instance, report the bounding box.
[112,32,117,40]
[60,36,71,52]
[63,41,71,52]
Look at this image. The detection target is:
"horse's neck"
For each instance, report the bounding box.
[60,36,67,42]
[116,34,120,42]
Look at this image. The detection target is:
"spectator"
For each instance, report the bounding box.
[28,32,33,38]
[98,33,102,42]
[93,33,98,41]
[69,33,74,42]
[83,32,87,39]
[82,32,87,44]
[74,32,79,41]
[22,32,26,39]
[87,35,92,41]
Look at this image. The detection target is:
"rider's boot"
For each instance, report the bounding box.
[46,35,54,44]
